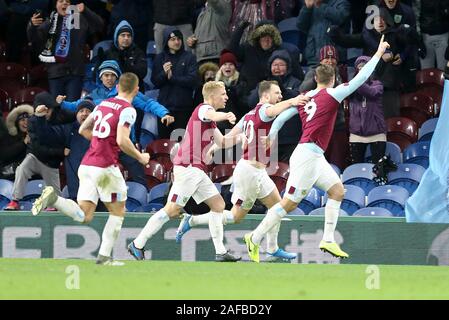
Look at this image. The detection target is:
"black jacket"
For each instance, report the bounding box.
[151,26,198,112]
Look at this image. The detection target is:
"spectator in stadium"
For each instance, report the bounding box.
[58,60,173,140]
[297,0,351,67]
[27,1,104,101]
[300,45,348,170]
[229,20,304,98]
[58,61,173,190]
[348,56,386,165]
[5,0,50,63]
[152,0,195,54]
[151,27,198,139]
[248,49,303,162]
[0,104,34,181]
[214,49,247,121]
[413,0,449,70]
[328,7,409,118]
[187,0,232,64]
[378,0,419,91]
[99,20,147,92]
[29,98,94,200]
[193,61,219,107]
[108,0,153,51]
[5,92,69,210]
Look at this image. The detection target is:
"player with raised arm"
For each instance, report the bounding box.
[127,81,242,262]
[244,36,391,262]
[175,81,309,262]
[32,73,150,266]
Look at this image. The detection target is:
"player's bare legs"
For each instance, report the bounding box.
[32,187,94,224]
[131,201,183,259]
[95,201,126,265]
[258,190,297,261]
[318,182,348,258]
[203,194,241,261]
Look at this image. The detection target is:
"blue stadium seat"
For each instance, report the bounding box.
[365,141,402,164]
[367,185,409,217]
[23,179,46,202]
[132,203,163,213]
[19,201,33,211]
[126,182,148,212]
[146,40,157,56]
[418,118,438,141]
[91,40,113,63]
[0,179,13,209]
[343,184,366,215]
[352,207,394,217]
[140,112,159,149]
[308,207,349,216]
[403,141,430,168]
[148,182,170,204]
[323,185,365,215]
[141,112,158,136]
[387,163,426,195]
[298,187,322,214]
[288,207,305,215]
[61,185,69,198]
[342,163,377,194]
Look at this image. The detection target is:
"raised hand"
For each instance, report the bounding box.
[226,112,236,125]
[139,153,150,166]
[376,35,390,57]
[161,115,175,126]
[56,95,66,104]
[31,13,44,26]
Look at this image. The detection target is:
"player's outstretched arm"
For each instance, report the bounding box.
[330,35,390,103]
[204,109,236,125]
[264,94,310,118]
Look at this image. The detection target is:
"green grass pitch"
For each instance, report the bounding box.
[1,258,449,299]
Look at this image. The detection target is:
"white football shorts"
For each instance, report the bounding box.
[77,164,127,204]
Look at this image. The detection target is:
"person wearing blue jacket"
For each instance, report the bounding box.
[57,60,174,190]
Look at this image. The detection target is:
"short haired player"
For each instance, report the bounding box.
[32,73,150,265]
[175,80,310,262]
[244,36,391,262]
[127,81,242,262]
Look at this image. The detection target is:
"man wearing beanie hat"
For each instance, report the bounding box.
[98,20,147,92]
[151,26,198,139]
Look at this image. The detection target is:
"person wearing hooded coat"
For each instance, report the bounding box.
[247,49,303,162]
[0,104,34,181]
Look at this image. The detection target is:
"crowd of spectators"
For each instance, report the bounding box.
[0,0,448,211]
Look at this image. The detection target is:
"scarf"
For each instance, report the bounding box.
[39,11,71,63]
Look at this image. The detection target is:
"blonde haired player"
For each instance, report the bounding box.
[244,36,391,262]
[32,73,150,265]
[175,80,309,262]
[128,81,242,262]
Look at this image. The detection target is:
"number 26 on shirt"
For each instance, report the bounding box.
[92,110,113,138]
